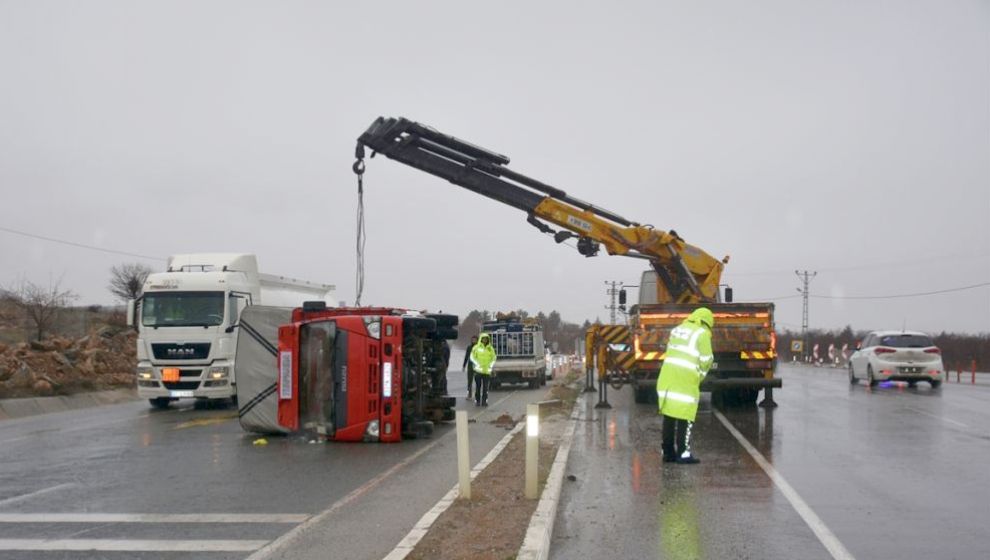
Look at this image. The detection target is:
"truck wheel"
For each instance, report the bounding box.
[930,379,942,388]
[634,385,658,405]
[403,316,437,334]
[429,327,459,340]
[425,313,459,327]
[633,385,648,404]
[149,397,171,410]
[528,379,538,389]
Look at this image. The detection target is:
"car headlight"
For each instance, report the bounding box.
[208,366,230,380]
[136,366,154,380]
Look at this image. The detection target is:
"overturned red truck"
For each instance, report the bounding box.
[234,303,457,442]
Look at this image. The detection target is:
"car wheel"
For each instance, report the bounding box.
[930,379,942,388]
[867,366,878,388]
[908,381,918,388]
[849,365,858,384]
[149,397,171,410]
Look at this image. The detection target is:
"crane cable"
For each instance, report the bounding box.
[353,149,367,306]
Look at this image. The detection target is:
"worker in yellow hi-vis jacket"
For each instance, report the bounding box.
[656,307,714,464]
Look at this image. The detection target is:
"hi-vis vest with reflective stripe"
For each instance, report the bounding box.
[656,320,713,422]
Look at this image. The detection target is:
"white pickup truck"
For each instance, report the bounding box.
[482,319,547,389]
[129,253,334,409]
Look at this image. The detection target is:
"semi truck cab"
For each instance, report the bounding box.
[130,254,334,409]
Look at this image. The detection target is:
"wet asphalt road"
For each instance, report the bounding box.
[0,358,548,560]
[552,363,990,560]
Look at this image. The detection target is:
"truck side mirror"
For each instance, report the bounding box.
[618,289,627,305]
[126,299,135,328]
[226,295,242,333]
[724,287,733,303]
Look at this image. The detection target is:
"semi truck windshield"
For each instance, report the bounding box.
[142,291,225,327]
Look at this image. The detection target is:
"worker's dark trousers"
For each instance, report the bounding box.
[466,367,475,397]
[661,414,693,459]
[474,374,490,404]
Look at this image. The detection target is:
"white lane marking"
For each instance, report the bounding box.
[0,484,77,507]
[384,419,526,560]
[470,390,516,421]
[0,513,309,523]
[906,407,969,428]
[714,410,856,560]
[249,388,524,560]
[0,539,268,552]
[245,435,448,560]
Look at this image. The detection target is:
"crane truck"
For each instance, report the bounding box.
[354,117,780,407]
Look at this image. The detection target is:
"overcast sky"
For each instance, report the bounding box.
[1,1,988,334]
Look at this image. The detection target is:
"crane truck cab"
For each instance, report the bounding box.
[129,253,334,409]
[631,270,779,406]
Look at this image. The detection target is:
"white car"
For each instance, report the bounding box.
[849,330,944,388]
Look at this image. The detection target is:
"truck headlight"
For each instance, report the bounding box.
[363,316,381,339]
[208,366,230,380]
[136,366,154,380]
[363,420,380,442]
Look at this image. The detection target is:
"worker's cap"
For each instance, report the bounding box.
[689,307,714,328]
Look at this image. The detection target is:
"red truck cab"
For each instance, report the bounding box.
[275,303,456,442]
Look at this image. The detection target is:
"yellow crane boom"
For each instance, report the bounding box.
[356,117,728,305]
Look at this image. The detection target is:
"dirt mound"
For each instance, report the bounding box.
[0,327,136,399]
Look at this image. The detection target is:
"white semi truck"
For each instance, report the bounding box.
[129,253,335,409]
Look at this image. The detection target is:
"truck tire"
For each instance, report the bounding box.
[718,388,758,407]
[425,313,459,327]
[149,397,171,410]
[528,379,538,389]
[429,326,458,340]
[634,385,656,404]
[402,316,437,334]
[930,379,942,388]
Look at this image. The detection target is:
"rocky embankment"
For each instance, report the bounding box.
[0,328,136,399]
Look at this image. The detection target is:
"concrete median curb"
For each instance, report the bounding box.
[0,388,137,421]
[516,392,584,560]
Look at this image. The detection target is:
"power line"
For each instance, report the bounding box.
[809,282,990,300]
[0,226,162,262]
[729,252,990,277]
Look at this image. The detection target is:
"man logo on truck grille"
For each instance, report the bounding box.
[167,348,195,357]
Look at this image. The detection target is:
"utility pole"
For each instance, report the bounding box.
[795,270,817,361]
[605,281,620,324]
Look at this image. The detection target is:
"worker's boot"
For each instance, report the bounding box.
[676,455,701,465]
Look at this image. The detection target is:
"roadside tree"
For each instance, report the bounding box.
[3,278,78,341]
[108,262,152,302]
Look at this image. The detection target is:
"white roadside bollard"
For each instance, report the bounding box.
[525,403,539,499]
[456,410,470,499]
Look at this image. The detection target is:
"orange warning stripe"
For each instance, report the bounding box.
[740,351,777,360]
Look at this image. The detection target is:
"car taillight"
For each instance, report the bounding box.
[874,347,896,355]
[924,348,941,354]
